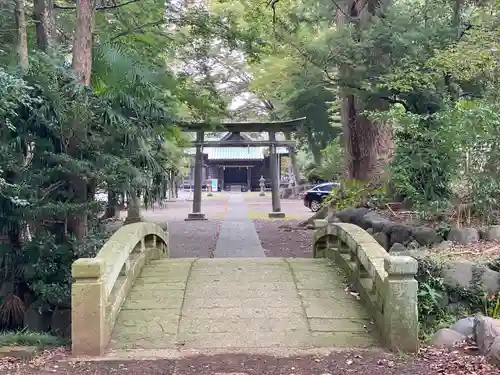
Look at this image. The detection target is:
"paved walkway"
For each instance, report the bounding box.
[213,194,265,257]
[109,258,377,352]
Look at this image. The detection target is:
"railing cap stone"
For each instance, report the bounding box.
[72,258,105,279]
[384,256,418,276]
[313,219,328,229]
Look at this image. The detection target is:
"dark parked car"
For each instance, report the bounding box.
[302,182,340,212]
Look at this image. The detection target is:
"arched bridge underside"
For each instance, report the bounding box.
[71,221,419,356]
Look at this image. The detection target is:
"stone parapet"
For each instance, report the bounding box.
[71,222,168,356]
[313,221,419,352]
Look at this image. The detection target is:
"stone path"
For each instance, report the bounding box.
[213,194,265,257]
[109,258,377,353]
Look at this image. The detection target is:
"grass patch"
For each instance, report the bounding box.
[0,330,66,348]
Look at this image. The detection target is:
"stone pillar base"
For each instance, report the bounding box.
[185,212,207,221]
[268,212,286,219]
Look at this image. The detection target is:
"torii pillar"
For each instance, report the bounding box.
[186,130,207,220]
[268,131,285,218]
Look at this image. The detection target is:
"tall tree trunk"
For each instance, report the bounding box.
[33,0,55,52]
[306,127,322,165]
[14,0,28,69]
[344,97,394,183]
[336,0,394,185]
[124,189,143,224]
[72,0,95,85]
[104,190,118,218]
[67,0,95,239]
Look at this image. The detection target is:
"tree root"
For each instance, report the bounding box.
[298,206,328,227]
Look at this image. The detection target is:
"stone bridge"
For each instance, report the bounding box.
[71,220,419,356]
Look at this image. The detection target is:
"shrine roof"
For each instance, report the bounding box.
[176,117,305,132]
[185,146,288,160]
[184,131,289,160]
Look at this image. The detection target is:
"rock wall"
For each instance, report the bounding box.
[329,207,500,296]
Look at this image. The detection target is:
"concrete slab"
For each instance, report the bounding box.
[178,316,307,334]
[123,289,186,310]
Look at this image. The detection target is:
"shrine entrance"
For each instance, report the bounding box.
[177,118,305,220]
[223,166,247,186]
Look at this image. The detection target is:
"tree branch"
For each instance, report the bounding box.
[108,19,164,41]
[54,0,140,11]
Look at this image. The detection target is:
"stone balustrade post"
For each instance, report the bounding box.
[313,219,328,229]
[383,255,419,352]
[71,258,106,356]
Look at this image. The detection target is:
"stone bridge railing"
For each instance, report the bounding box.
[71,222,168,356]
[313,220,419,352]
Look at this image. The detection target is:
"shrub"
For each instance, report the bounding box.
[0,329,64,347]
[323,179,388,210]
[20,229,110,308]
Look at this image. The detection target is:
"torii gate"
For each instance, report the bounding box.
[177,117,305,220]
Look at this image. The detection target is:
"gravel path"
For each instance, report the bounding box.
[254,219,314,258]
[168,220,221,258]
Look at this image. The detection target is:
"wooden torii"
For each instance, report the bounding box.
[177,117,306,220]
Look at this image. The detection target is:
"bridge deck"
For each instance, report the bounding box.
[109,258,378,351]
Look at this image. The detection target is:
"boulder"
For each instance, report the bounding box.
[411,227,443,247]
[489,336,500,366]
[487,225,500,241]
[385,224,412,247]
[350,208,370,226]
[479,227,489,240]
[372,232,389,251]
[359,211,390,231]
[447,227,479,245]
[51,307,71,338]
[23,300,53,332]
[389,243,406,253]
[450,317,475,337]
[335,207,358,223]
[474,316,500,354]
[431,328,466,349]
[442,261,500,295]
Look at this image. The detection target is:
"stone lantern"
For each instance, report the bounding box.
[259,175,266,196]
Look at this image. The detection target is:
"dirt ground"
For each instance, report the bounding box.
[2,347,498,375]
[254,219,314,257]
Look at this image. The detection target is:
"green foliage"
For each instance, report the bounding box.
[414,257,454,341]
[323,179,387,210]
[387,110,459,205]
[484,292,500,319]
[304,137,343,182]
[0,0,227,317]
[22,230,109,308]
